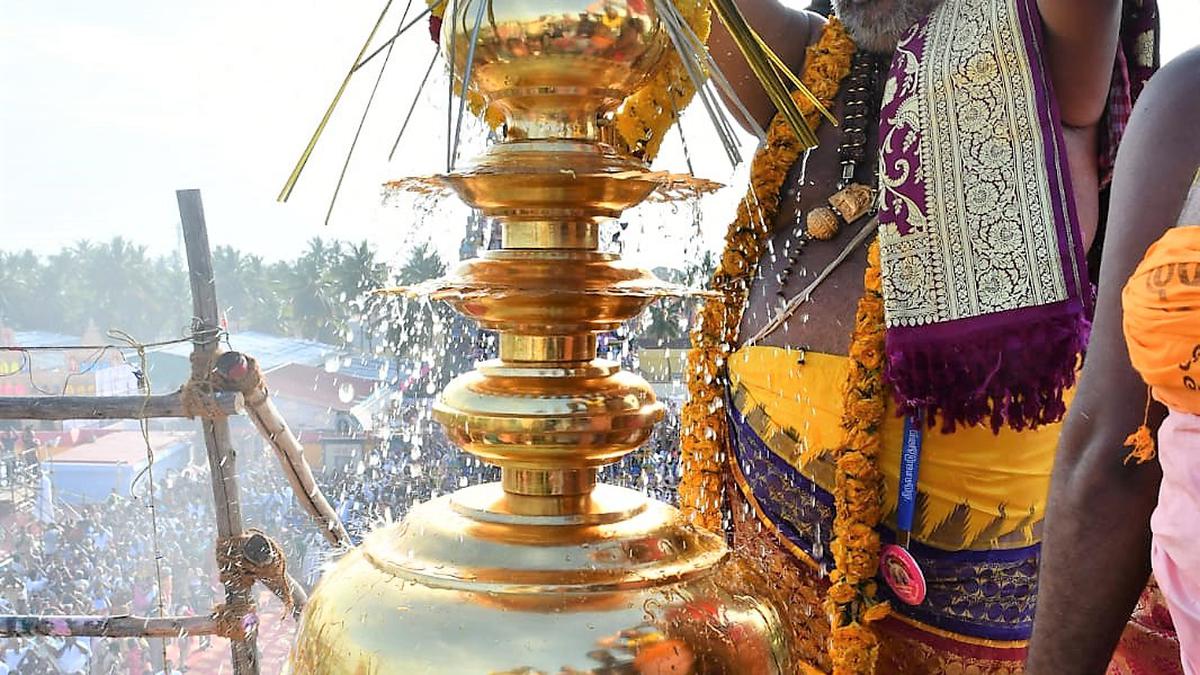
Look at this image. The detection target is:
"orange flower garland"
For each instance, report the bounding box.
[613,0,711,161]
[680,18,888,674]
[680,15,854,532]
[825,240,889,674]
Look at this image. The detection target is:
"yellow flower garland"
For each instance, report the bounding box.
[825,240,888,675]
[680,18,888,674]
[611,0,711,161]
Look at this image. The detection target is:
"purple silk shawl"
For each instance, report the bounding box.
[876,0,1155,432]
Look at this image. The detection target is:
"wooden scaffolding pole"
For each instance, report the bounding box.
[178,189,259,675]
[215,352,352,549]
[0,391,243,420]
[0,615,222,639]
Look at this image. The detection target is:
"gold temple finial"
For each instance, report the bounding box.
[289,0,793,671]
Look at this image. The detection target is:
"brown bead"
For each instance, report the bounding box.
[842,146,867,162]
[806,207,841,240]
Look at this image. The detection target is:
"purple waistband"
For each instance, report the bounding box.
[728,405,1040,642]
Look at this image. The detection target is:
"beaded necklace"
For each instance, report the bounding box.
[772,50,890,312]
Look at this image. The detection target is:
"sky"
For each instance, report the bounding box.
[2,1,1198,269]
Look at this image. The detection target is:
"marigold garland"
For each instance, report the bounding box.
[611,0,711,162]
[824,240,889,675]
[679,18,888,674]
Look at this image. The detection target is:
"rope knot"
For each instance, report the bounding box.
[211,602,259,641]
[180,350,230,419]
[216,530,295,616]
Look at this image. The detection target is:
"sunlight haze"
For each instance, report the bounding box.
[2,1,1197,268]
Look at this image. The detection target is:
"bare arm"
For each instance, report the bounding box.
[1037,0,1122,128]
[1028,49,1200,675]
[707,0,823,131]
[1036,0,1122,247]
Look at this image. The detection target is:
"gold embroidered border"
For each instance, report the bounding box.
[877,0,1071,328]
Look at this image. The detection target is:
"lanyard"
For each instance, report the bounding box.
[897,412,924,549]
[881,411,929,606]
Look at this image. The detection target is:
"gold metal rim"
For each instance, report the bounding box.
[360,487,729,594]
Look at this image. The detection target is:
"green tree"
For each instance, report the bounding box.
[637,250,715,348]
[378,243,447,356]
[282,237,344,342]
[332,240,388,302]
[356,243,458,390]
[397,242,447,284]
[0,250,47,330]
[0,238,188,341]
[0,238,475,377]
[211,246,286,333]
[332,240,388,351]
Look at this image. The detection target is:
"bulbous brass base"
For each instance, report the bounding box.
[289,484,789,674]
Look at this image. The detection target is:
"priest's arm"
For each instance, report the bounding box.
[1038,0,1123,246]
[705,0,824,131]
[1029,49,1200,675]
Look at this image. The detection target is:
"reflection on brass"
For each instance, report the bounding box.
[289,0,793,672]
[445,0,667,141]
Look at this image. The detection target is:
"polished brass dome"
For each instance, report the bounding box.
[442,0,668,140]
[291,485,789,673]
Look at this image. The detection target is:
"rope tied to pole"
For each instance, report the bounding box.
[212,353,267,406]
[180,349,230,420]
[215,529,296,617]
[213,351,354,549]
[211,602,260,642]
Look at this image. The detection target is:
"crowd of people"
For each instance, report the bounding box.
[0,398,686,673]
[0,453,224,673]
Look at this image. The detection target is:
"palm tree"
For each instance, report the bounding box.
[636,251,715,348]
[96,238,157,336]
[396,243,447,285]
[212,246,286,333]
[26,238,183,340]
[641,301,686,346]
[286,237,343,342]
[389,242,447,352]
[334,241,388,298]
[0,250,45,329]
[374,243,450,386]
[331,240,388,351]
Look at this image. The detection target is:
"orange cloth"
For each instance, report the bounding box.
[1123,226,1200,416]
